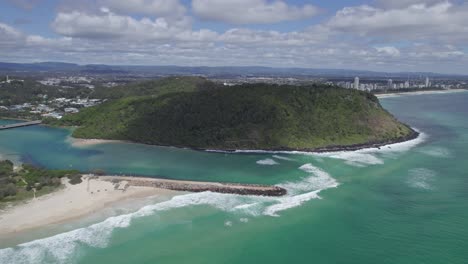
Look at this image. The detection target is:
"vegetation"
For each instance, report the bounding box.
[0,160,81,203]
[51,82,413,150]
[91,76,216,99]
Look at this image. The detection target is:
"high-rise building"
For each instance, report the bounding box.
[354,77,359,89]
[425,77,430,87]
[388,79,393,88]
[404,81,410,88]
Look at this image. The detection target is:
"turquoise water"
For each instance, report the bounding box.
[1,92,468,264]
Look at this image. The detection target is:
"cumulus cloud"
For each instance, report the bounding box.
[1,1,468,74]
[192,0,319,24]
[326,2,468,43]
[99,0,186,17]
[376,46,401,56]
[375,0,443,9]
[0,23,23,48]
[51,9,215,41]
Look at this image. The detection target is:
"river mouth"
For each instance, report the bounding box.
[1,91,468,264]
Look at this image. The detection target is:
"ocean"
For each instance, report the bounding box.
[0,91,467,264]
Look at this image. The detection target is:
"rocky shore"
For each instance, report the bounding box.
[101,176,287,197]
[206,129,420,154]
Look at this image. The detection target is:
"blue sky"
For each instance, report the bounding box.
[1,0,468,74]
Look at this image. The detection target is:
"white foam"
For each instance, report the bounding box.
[313,130,427,166]
[267,164,339,216]
[0,164,339,263]
[211,129,426,167]
[264,190,321,217]
[272,155,293,161]
[0,192,264,264]
[279,164,338,194]
[256,158,279,165]
[321,152,384,166]
[407,168,436,190]
[224,221,233,227]
[239,218,249,223]
[418,147,451,158]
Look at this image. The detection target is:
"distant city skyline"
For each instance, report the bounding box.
[1,0,468,74]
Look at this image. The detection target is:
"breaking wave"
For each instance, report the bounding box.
[256,158,279,165]
[314,130,426,167]
[272,155,294,161]
[0,163,338,263]
[220,129,426,167]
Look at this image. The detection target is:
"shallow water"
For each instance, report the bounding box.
[1,91,468,264]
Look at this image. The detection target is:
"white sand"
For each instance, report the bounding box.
[376,89,467,98]
[68,137,125,147]
[0,176,178,236]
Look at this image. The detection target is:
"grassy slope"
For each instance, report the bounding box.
[56,83,413,150]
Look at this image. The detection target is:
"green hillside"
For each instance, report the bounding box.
[52,82,414,151]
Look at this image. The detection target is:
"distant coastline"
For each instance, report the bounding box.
[375,88,468,98]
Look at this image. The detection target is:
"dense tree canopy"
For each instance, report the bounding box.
[52,82,413,150]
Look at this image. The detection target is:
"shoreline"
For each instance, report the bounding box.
[69,129,420,155]
[68,137,127,147]
[0,176,179,237]
[0,175,286,237]
[375,88,467,98]
[209,129,422,155]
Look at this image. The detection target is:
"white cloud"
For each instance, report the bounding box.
[192,0,319,24]
[0,23,24,48]
[99,0,186,17]
[375,0,443,9]
[376,46,401,56]
[51,10,213,41]
[2,1,468,74]
[326,2,468,43]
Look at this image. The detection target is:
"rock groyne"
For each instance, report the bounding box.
[101,176,287,197]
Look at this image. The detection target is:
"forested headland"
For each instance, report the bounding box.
[46,77,415,151]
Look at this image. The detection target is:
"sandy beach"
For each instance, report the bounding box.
[375,89,467,98]
[68,137,125,147]
[0,175,178,236]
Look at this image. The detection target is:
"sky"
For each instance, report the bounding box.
[0,0,468,74]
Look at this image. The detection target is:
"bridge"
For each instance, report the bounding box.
[0,120,42,130]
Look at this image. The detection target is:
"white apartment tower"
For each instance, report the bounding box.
[425,77,430,87]
[354,77,359,89]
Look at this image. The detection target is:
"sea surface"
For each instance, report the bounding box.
[1,91,467,264]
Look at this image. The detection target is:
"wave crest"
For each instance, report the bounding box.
[0,163,338,263]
